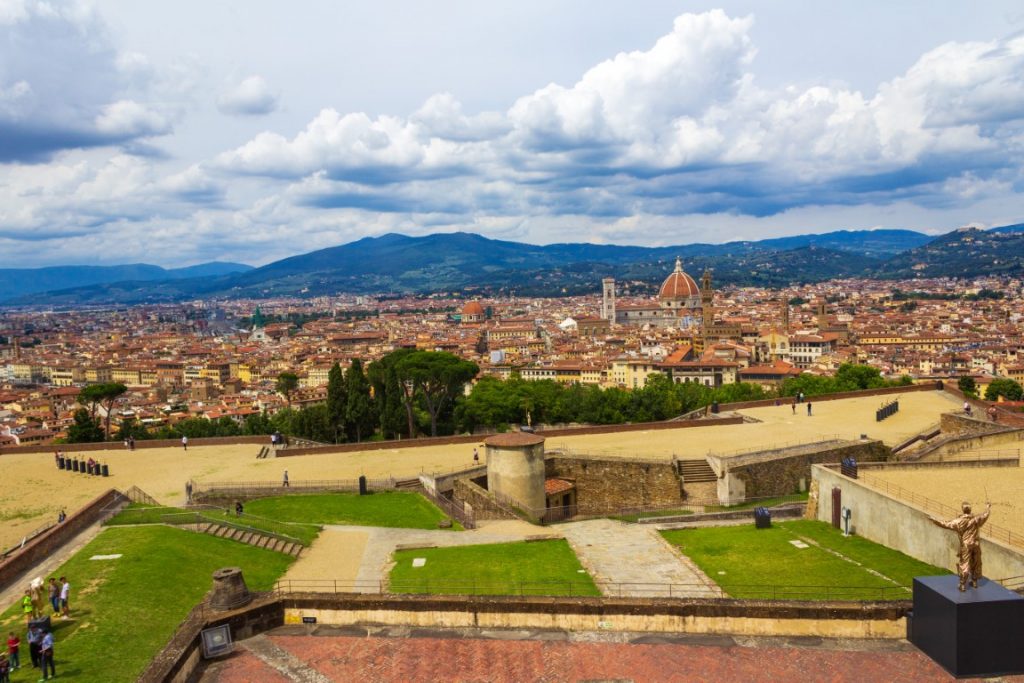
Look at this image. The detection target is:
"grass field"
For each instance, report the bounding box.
[662,520,948,600]
[0,525,294,683]
[243,492,458,530]
[106,502,321,545]
[389,540,600,596]
[706,492,810,512]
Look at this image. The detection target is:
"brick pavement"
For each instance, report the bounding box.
[198,629,1024,683]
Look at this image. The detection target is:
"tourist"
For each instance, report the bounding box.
[129,435,136,451]
[47,578,58,616]
[185,481,193,505]
[473,447,479,463]
[987,405,998,422]
[21,591,33,627]
[57,510,66,524]
[26,626,40,668]
[181,435,188,451]
[963,401,972,416]
[38,629,55,680]
[235,501,243,517]
[6,631,19,671]
[807,402,812,416]
[0,651,9,683]
[53,452,59,468]
[791,399,796,414]
[282,470,289,487]
[59,577,70,619]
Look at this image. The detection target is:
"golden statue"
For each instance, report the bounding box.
[930,501,991,591]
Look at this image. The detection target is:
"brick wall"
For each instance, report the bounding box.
[726,441,890,499]
[545,455,683,511]
[0,488,126,593]
[3,435,268,455]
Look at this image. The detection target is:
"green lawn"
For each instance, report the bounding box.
[244,492,458,530]
[389,540,600,597]
[706,492,809,512]
[107,502,320,545]
[0,525,294,683]
[662,520,948,600]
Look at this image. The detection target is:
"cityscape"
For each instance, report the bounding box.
[2,2,1024,682]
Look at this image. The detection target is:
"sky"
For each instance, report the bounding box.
[1,1,1024,268]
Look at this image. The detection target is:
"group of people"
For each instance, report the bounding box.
[3,625,56,681]
[788,392,812,416]
[122,435,137,450]
[8,577,68,681]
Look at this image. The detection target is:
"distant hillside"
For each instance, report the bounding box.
[749,229,933,257]
[871,227,1024,279]
[0,261,252,302]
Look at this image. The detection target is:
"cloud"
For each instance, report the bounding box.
[217,75,280,116]
[213,10,1024,226]
[0,1,175,162]
[4,8,1024,267]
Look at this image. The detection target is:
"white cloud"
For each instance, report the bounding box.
[217,75,279,116]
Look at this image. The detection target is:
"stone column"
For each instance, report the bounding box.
[209,567,252,611]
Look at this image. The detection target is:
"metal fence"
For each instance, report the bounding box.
[192,477,400,496]
[420,486,476,529]
[272,577,912,601]
[857,473,1024,551]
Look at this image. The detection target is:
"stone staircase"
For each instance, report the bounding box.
[677,459,717,483]
[185,522,303,557]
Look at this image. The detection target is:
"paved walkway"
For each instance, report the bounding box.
[560,519,718,597]
[199,628,998,683]
[0,519,106,610]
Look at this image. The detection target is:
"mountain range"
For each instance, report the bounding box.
[3,224,1022,305]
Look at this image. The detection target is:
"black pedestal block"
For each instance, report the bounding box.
[910,575,1024,678]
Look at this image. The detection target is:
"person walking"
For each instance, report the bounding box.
[185,481,193,505]
[38,629,55,681]
[59,577,70,619]
[473,448,479,463]
[282,470,289,488]
[181,435,188,451]
[6,631,19,671]
[806,402,812,416]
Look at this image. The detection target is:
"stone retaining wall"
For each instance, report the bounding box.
[146,592,910,681]
[0,488,126,594]
[452,478,519,521]
[546,455,683,510]
[811,464,1024,581]
[716,440,890,504]
[2,435,268,455]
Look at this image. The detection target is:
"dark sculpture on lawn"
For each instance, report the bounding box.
[930,501,991,591]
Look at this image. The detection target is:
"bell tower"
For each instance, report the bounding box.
[601,278,616,323]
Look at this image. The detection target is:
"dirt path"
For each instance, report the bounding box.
[280,529,369,589]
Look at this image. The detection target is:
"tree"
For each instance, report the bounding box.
[326,363,348,443]
[116,416,150,441]
[67,408,104,443]
[78,382,128,439]
[276,372,300,408]
[958,376,978,398]
[345,359,376,441]
[368,349,416,439]
[985,378,1023,402]
[394,350,479,437]
[833,364,887,392]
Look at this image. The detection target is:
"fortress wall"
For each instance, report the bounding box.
[724,441,890,501]
[545,455,682,510]
[812,465,1024,581]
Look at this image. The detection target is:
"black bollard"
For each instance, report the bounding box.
[358,475,367,496]
[72,459,79,473]
[101,463,109,477]
[58,456,65,470]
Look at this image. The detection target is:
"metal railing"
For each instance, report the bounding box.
[419,487,476,529]
[272,577,912,601]
[160,511,306,546]
[1,519,57,559]
[124,485,160,506]
[193,477,399,496]
[856,473,1024,551]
